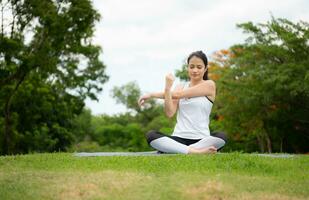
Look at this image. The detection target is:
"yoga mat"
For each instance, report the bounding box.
[74,151,172,157]
[74,152,295,158]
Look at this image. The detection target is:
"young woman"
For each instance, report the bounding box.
[138,50,227,154]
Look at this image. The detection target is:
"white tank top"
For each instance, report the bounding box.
[172,82,213,139]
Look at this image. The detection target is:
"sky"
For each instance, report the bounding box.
[85,0,309,115]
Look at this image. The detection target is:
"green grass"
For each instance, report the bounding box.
[0,153,308,200]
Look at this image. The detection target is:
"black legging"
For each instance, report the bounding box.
[145,130,227,153]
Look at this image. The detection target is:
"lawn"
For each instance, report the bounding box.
[0,152,308,200]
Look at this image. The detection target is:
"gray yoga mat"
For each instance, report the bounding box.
[74,151,168,157]
[74,151,295,158]
[253,153,295,158]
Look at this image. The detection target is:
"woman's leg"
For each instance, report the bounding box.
[145,130,190,154]
[189,135,226,150]
[145,130,220,154]
[211,131,228,151]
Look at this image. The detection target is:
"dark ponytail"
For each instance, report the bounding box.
[187,50,208,80]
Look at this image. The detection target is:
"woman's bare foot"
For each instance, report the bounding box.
[188,146,217,154]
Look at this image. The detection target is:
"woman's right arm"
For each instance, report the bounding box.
[137,92,162,107]
[164,84,183,118]
[149,92,165,99]
[164,73,184,118]
[137,87,183,106]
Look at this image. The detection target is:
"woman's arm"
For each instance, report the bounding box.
[164,87,173,118]
[138,80,215,106]
[138,85,183,106]
[148,91,165,99]
[164,73,176,118]
[173,80,216,100]
[137,75,183,118]
[164,84,183,118]
[147,80,215,99]
[138,73,182,118]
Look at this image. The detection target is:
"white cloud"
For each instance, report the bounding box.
[86,0,309,115]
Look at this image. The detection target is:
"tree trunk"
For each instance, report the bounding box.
[280,137,283,153]
[265,132,272,153]
[257,135,265,153]
[3,99,12,155]
[2,73,26,155]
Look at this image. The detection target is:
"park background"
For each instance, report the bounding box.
[1,1,309,200]
[0,0,308,155]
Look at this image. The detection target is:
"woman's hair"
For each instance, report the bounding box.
[187,50,208,80]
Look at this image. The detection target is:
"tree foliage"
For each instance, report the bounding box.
[216,17,309,153]
[0,0,108,154]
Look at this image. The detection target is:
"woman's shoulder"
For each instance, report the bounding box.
[202,80,216,87]
[203,79,215,84]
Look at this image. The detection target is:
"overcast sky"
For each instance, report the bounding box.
[86,0,309,115]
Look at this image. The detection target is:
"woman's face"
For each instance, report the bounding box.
[187,56,207,81]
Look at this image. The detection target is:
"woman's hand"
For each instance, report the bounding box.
[138,94,152,107]
[165,73,175,91]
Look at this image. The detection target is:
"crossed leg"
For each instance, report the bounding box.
[145,130,227,154]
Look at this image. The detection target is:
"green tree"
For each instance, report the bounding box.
[111,81,143,113]
[71,108,94,142]
[217,17,309,153]
[0,0,108,154]
[111,81,164,126]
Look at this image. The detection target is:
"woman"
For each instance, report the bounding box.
[138,50,227,154]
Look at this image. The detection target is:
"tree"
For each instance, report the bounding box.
[217,17,309,153]
[111,81,164,126]
[0,0,108,154]
[111,81,143,113]
[71,108,94,142]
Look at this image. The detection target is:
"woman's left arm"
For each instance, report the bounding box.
[172,80,216,99]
